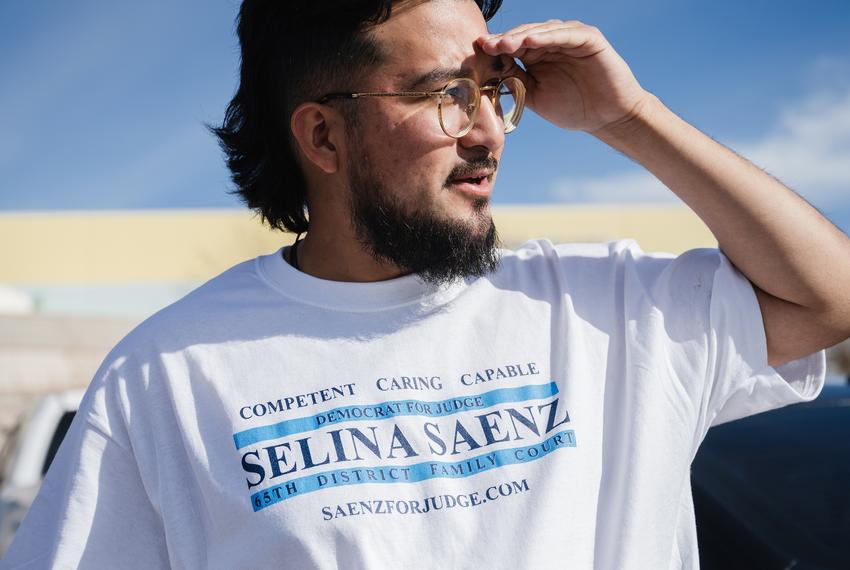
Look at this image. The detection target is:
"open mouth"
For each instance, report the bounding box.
[447,173,492,198]
[451,176,487,185]
[446,159,497,198]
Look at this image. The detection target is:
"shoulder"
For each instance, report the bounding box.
[497,237,722,279]
[499,237,637,262]
[487,238,729,315]
[491,237,676,288]
[80,254,278,427]
[98,253,274,370]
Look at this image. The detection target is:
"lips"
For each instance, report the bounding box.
[450,169,493,184]
[447,170,494,198]
[446,158,498,199]
[452,175,486,185]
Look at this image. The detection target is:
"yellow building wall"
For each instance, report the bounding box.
[0,206,716,284]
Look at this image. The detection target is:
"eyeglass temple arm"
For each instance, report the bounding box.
[318,83,506,104]
[318,90,444,104]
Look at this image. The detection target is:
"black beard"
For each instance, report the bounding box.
[347,160,502,287]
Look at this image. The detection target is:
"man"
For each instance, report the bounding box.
[4,0,849,568]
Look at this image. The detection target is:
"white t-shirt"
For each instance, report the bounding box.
[3,239,824,570]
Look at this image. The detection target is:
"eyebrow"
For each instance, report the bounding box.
[407,57,505,91]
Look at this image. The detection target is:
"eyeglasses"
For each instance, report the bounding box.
[318,76,526,139]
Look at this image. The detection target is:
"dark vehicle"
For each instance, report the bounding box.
[693,384,850,570]
[0,390,82,558]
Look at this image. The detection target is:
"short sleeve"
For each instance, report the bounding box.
[603,241,825,451]
[584,241,826,453]
[1,373,169,569]
[703,251,825,428]
[503,239,825,449]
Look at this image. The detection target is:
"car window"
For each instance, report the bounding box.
[41,411,76,477]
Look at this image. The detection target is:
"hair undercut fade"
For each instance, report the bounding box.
[211,0,503,233]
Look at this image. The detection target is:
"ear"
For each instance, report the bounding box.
[290,102,344,175]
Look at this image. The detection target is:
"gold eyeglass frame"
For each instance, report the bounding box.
[318,76,526,138]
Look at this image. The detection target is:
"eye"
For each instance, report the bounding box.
[444,85,464,98]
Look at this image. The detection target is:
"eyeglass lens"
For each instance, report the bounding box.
[439,77,524,138]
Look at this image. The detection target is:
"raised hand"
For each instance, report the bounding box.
[478,20,651,133]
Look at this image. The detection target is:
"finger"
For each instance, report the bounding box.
[479,22,594,57]
[479,20,577,48]
[479,19,564,42]
[502,59,535,101]
[487,26,606,60]
[495,54,531,82]
[480,19,586,42]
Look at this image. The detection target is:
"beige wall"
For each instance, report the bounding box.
[0,206,716,284]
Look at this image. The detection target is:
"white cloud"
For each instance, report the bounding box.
[738,89,850,204]
[551,82,850,208]
[549,170,675,204]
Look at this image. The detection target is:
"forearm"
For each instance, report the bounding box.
[594,94,850,321]
[481,17,849,362]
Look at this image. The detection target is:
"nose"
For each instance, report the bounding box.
[458,91,504,153]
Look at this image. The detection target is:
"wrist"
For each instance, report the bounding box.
[591,91,664,146]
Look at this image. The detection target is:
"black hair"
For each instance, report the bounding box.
[211,0,503,234]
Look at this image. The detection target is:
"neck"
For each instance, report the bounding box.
[293,216,410,283]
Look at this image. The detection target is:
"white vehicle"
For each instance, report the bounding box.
[0,389,84,558]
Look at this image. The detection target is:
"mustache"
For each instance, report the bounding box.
[446,156,499,182]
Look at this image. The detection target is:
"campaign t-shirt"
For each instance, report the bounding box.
[3,239,824,569]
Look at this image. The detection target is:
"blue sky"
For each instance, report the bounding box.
[2,0,849,233]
